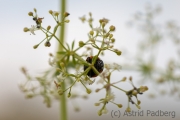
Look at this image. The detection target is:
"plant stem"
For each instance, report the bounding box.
[58,0,67,120]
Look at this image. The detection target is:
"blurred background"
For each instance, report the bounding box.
[0,0,180,120]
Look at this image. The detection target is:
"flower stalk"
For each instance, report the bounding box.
[58,1,67,120]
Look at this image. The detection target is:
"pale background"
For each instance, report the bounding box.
[0,0,180,120]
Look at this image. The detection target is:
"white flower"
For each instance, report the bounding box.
[52,11,60,16]
[48,55,58,67]
[48,57,57,66]
[101,70,109,77]
[97,70,109,84]
[113,63,122,71]
[102,107,108,114]
[106,92,115,101]
[79,15,86,23]
[56,73,66,82]
[96,78,104,84]
[92,27,102,33]
[105,63,121,71]
[104,64,111,70]
[29,25,38,35]
[101,18,109,24]
[104,40,111,46]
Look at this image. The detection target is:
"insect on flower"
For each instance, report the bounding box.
[84,56,104,77]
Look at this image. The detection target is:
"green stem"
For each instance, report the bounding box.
[58,0,67,120]
[111,84,127,93]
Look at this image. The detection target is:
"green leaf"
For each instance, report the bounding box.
[66,55,70,62]
[57,51,66,55]
[66,43,70,50]
[71,40,75,50]
[72,55,76,65]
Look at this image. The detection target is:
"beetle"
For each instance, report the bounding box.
[84,56,104,77]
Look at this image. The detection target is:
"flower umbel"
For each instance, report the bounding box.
[21,10,148,116]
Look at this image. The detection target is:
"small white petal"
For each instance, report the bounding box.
[29,25,38,35]
[52,11,60,16]
[113,63,122,71]
[92,27,102,32]
[57,73,66,82]
[102,107,108,114]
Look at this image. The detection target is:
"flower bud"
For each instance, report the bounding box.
[28,12,33,16]
[95,88,100,92]
[23,27,29,32]
[109,25,115,31]
[26,93,34,98]
[33,8,37,13]
[117,104,123,108]
[99,19,103,23]
[105,33,109,37]
[139,86,148,92]
[111,38,115,43]
[98,110,102,116]
[144,86,148,91]
[132,90,138,95]
[54,12,59,16]
[126,107,131,112]
[45,41,51,47]
[89,30,94,36]
[20,67,27,74]
[86,88,92,94]
[89,12,92,17]
[67,92,71,98]
[64,12,70,17]
[60,62,65,68]
[47,25,51,30]
[129,76,132,81]
[109,34,113,39]
[102,22,106,28]
[58,89,63,95]
[121,77,126,82]
[138,100,141,105]
[79,41,85,47]
[115,50,122,56]
[49,10,53,14]
[33,44,39,49]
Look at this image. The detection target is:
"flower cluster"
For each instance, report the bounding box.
[127,4,180,100]
[23,8,70,48]
[20,9,148,115]
[94,65,148,116]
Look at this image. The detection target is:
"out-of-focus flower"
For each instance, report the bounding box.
[106,92,115,101]
[79,15,86,23]
[102,107,108,114]
[52,11,60,16]
[92,27,102,33]
[105,63,122,71]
